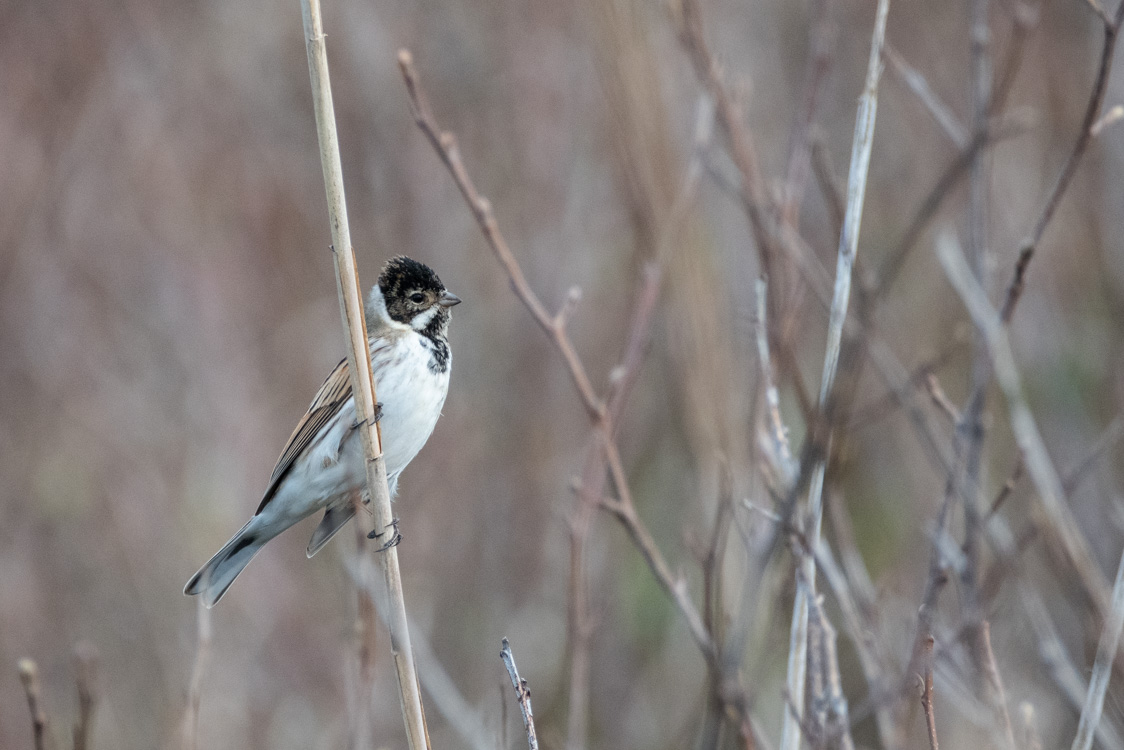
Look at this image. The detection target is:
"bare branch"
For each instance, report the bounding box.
[810,135,846,238]
[988,455,1024,518]
[779,0,841,228]
[565,92,711,750]
[397,49,602,420]
[18,658,54,750]
[676,0,778,279]
[813,539,895,744]
[602,441,715,658]
[1091,104,1124,136]
[1001,0,1124,321]
[807,590,857,750]
[756,278,796,487]
[921,636,939,750]
[501,639,539,750]
[961,0,995,653]
[180,599,211,750]
[346,565,494,750]
[1021,703,1043,750]
[1063,414,1124,494]
[1071,550,1124,750]
[940,233,1112,616]
[883,45,969,147]
[924,373,961,424]
[872,116,1031,299]
[398,48,731,747]
[980,621,1016,750]
[781,1,890,746]
[73,642,98,750]
[1022,583,1124,750]
[350,517,377,750]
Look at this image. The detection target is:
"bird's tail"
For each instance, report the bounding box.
[184,521,265,608]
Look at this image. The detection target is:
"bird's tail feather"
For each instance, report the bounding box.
[306,503,356,558]
[184,521,265,607]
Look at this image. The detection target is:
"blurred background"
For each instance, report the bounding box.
[2,0,1123,747]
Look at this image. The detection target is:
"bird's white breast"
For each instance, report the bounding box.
[369,331,450,480]
[260,330,449,530]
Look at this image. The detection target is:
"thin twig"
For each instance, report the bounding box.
[942,235,1124,741]
[924,374,961,424]
[1022,702,1043,750]
[847,342,964,429]
[677,0,831,425]
[1071,550,1124,750]
[939,234,1112,617]
[807,590,857,750]
[782,690,820,748]
[872,114,1032,299]
[756,279,796,487]
[810,135,846,238]
[180,598,211,750]
[1091,104,1124,136]
[299,6,429,747]
[397,49,601,420]
[959,0,995,672]
[73,642,98,750]
[921,635,939,750]
[812,538,895,744]
[18,658,53,750]
[344,566,495,750]
[1000,0,1124,322]
[992,2,1039,112]
[779,0,840,228]
[409,616,493,750]
[501,639,539,750]
[676,0,778,283]
[350,520,378,750]
[1022,583,1124,750]
[988,455,1024,518]
[883,45,969,147]
[1063,414,1124,494]
[897,495,955,746]
[602,450,714,657]
[780,2,890,747]
[980,621,1017,750]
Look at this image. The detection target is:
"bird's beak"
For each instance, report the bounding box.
[438,291,462,308]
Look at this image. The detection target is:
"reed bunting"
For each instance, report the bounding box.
[185,256,460,607]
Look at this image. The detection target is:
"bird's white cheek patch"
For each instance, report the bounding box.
[410,306,439,331]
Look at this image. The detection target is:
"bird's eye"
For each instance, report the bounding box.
[409,292,426,304]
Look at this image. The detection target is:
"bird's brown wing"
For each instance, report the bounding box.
[255,357,353,514]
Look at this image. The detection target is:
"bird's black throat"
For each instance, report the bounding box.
[422,308,451,374]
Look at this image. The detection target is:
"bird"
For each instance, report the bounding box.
[184,256,460,607]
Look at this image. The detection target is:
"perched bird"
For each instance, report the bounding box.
[185,256,460,607]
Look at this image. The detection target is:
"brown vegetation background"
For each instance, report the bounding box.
[1,0,1123,748]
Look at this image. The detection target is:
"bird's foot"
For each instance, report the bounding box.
[367,517,402,551]
[351,403,383,432]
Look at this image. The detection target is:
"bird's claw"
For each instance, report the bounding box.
[351,403,383,432]
[367,517,402,551]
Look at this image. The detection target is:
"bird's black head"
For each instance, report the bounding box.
[377,256,461,334]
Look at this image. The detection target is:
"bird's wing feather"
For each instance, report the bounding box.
[255,357,353,514]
